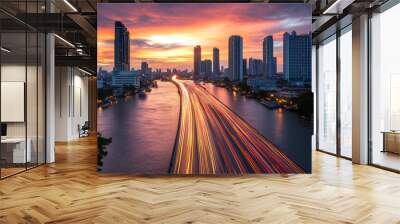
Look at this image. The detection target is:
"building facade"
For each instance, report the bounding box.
[213,47,220,76]
[114,21,130,72]
[243,59,247,78]
[272,57,277,77]
[112,71,140,88]
[193,45,201,80]
[283,31,311,83]
[201,60,212,78]
[228,35,243,81]
[248,58,263,77]
[263,35,275,77]
[141,62,149,75]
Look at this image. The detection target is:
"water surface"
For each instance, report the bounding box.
[204,83,312,172]
[98,81,312,173]
[98,81,180,174]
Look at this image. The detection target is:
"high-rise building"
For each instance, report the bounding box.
[228,35,243,81]
[243,59,247,78]
[272,57,277,76]
[263,35,275,77]
[141,62,149,75]
[114,21,130,71]
[193,45,201,80]
[200,59,212,78]
[213,47,220,76]
[283,31,311,82]
[248,58,263,76]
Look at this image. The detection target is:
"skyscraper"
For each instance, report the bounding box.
[201,60,212,78]
[283,31,311,83]
[243,59,247,78]
[213,47,220,76]
[272,57,277,76]
[114,21,130,71]
[263,35,275,77]
[228,35,243,81]
[141,62,149,75]
[193,45,201,80]
[248,58,263,76]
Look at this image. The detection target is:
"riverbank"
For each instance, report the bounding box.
[210,79,313,121]
[98,79,312,173]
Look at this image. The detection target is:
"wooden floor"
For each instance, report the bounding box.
[1,136,400,223]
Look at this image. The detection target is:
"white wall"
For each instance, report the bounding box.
[1,64,26,138]
[1,63,46,164]
[55,66,69,141]
[55,67,89,141]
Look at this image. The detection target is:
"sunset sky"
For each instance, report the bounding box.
[97,3,311,72]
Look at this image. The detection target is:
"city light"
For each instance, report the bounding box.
[170,78,304,174]
[97,3,312,175]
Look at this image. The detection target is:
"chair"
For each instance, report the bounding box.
[78,121,90,138]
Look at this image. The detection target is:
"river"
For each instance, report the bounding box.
[98,81,312,173]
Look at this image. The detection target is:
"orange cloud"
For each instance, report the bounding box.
[97,3,311,72]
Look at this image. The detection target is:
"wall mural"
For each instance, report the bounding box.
[97,3,313,175]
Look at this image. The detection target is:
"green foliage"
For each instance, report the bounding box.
[97,133,112,172]
[235,79,250,93]
[223,77,232,88]
[98,87,113,100]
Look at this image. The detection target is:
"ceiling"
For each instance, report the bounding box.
[0,0,392,73]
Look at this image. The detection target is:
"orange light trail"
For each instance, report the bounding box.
[169,77,304,174]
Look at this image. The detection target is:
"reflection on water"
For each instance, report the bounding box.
[98,81,312,173]
[98,81,180,174]
[204,84,312,172]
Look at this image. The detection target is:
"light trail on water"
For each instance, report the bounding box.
[170,76,304,174]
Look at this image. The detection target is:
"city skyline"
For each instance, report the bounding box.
[97,3,311,71]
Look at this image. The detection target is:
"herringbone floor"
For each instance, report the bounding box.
[1,136,400,223]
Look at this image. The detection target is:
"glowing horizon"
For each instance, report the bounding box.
[97,3,311,72]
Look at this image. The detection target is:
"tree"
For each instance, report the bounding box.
[98,86,113,100]
[236,79,250,93]
[223,77,232,88]
[97,133,112,172]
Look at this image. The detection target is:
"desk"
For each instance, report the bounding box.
[382,131,400,154]
[1,138,31,163]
